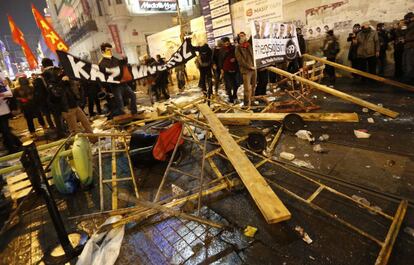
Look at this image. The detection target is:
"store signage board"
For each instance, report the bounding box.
[209,0,228,10]
[212,14,232,29]
[210,4,230,19]
[213,25,233,38]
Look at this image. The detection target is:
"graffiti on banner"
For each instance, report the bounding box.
[251,21,301,68]
[57,38,196,84]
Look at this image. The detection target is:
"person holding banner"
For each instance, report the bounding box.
[235,32,256,107]
[98,43,138,118]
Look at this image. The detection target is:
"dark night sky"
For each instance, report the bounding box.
[0,0,47,37]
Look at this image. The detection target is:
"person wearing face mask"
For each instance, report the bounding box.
[376,23,389,76]
[235,32,256,107]
[347,24,361,76]
[356,22,380,78]
[0,72,21,154]
[322,30,340,86]
[402,12,414,85]
[98,43,138,118]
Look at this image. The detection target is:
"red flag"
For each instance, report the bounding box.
[7,15,38,70]
[32,4,69,53]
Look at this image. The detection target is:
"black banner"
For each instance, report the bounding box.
[56,38,196,84]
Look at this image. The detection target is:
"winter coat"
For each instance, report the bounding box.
[356,28,380,58]
[322,35,340,59]
[347,33,359,61]
[405,22,414,49]
[235,42,254,74]
[219,45,238,73]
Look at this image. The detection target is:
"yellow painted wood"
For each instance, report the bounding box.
[267,66,399,118]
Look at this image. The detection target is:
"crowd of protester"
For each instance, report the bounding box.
[0,12,413,155]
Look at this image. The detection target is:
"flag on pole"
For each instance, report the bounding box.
[7,15,38,70]
[32,4,69,53]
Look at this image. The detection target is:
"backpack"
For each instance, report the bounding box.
[198,51,211,67]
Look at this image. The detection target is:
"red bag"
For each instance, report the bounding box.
[153,123,184,161]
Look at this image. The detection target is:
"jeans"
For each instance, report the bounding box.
[51,110,66,137]
[403,48,414,85]
[87,91,102,116]
[359,56,377,75]
[214,68,221,94]
[378,50,387,76]
[0,114,21,153]
[62,107,93,134]
[223,72,238,103]
[256,70,269,96]
[112,84,137,115]
[394,49,404,78]
[242,70,257,106]
[325,58,336,85]
[23,110,45,133]
[199,67,213,96]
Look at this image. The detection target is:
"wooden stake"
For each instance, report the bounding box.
[267,66,399,118]
[303,54,414,92]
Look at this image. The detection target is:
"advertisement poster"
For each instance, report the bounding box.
[244,0,283,30]
[251,22,301,68]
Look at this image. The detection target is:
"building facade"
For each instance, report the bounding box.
[46,0,201,64]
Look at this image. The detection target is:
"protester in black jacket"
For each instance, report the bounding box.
[377,23,389,76]
[154,55,170,101]
[32,76,55,129]
[390,20,406,78]
[212,40,223,94]
[347,24,361,74]
[322,30,340,86]
[194,44,213,97]
[41,58,67,138]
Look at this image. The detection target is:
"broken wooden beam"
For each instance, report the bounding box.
[215,112,360,124]
[197,103,291,224]
[267,66,399,118]
[303,54,414,92]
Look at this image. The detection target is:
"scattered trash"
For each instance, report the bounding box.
[368,205,383,215]
[309,256,316,261]
[318,134,330,141]
[386,160,396,167]
[404,227,414,237]
[354,129,371,139]
[373,112,381,116]
[367,118,374,123]
[280,152,295,161]
[292,159,315,169]
[377,103,383,107]
[289,146,296,150]
[295,226,313,244]
[76,216,125,265]
[304,153,310,158]
[351,195,370,207]
[244,226,258,237]
[313,144,325,153]
[362,108,369,113]
[262,128,271,134]
[172,184,185,196]
[365,165,371,168]
[392,175,401,180]
[295,130,315,143]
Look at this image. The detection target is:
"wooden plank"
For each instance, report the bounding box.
[215,112,360,123]
[111,136,118,210]
[267,66,399,118]
[197,103,291,223]
[375,200,408,265]
[303,54,414,92]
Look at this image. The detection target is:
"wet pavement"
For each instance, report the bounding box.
[1,77,414,264]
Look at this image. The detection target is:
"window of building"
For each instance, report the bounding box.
[96,0,103,16]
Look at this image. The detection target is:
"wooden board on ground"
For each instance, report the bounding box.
[215,112,359,125]
[197,103,291,223]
